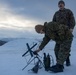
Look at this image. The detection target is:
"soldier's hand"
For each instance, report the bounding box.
[33,49,41,55]
[33,51,38,55]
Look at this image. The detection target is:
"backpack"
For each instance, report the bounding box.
[43,53,51,71]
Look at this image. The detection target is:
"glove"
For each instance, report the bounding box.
[33,51,38,55]
[33,49,41,55]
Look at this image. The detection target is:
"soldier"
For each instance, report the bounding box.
[52,0,75,66]
[34,21,73,73]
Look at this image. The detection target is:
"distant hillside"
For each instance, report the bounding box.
[0,40,7,46]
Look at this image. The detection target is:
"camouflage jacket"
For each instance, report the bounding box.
[39,22,73,50]
[52,8,75,29]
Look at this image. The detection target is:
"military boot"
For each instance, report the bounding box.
[66,55,70,66]
[51,63,64,69]
[49,64,63,73]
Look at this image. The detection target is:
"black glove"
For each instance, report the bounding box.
[33,51,38,55]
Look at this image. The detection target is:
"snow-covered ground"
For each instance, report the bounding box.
[0,38,76,75]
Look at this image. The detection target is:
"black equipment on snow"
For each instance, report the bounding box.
[22,43,54,73]
[43,53,51,71]
[28,61,40,73]
[31,61,39,73]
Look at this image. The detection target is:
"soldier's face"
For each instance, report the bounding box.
[58,3,65,10]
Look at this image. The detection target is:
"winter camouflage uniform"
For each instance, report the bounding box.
[39,22,73,65]
[52,8,75,29]
[52,8,75,64]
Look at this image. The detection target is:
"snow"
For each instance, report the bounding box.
[0,38,76,75]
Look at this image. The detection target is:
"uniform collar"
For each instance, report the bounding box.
[59,8,66,11]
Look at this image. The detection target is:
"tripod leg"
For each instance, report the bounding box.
[22,57,36,70]
[36,57,44,68]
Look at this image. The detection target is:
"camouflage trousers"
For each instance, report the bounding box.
[54,38,73,65]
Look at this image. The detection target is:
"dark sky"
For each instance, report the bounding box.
[0,0,76,22]
[0,0,76,38]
